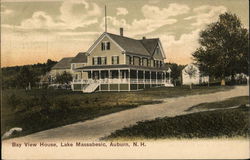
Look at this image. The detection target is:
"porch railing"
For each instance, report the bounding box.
[72,78,170,84]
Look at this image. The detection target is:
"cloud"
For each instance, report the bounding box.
[59,0,101,29]
[1,5,14,16]
[116,7,128,16]
[20,11,65,30]
[102,3,190,36]
[2,0,101,31]
[158,29,201,64]
[184,5,227,26]
[142,3,190,20]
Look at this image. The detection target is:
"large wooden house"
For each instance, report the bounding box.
[55,28,172,92]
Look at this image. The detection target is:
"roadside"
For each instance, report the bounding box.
[3,85,248,142]
[2,85,232,139]
[105,96,249,140]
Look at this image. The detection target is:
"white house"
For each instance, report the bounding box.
[182,64,209,85]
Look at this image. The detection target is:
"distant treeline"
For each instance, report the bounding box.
[1,59,57,89]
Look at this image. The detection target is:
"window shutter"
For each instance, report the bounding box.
[117,56,119,64]
[107,42,110,50]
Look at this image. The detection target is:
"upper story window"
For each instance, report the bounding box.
[71,63,75,69]
[93,57,107,65]
[112,56,119,64]
[126,55,133,65]
[101,41,110,50]
[142,58,148,66]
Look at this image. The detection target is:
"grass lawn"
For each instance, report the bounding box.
[186,96,249,111]
[1,85,233,138]
[104,96,249,140]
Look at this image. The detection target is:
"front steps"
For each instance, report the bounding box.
[82,83,99,93]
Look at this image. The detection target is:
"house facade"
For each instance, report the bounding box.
[182,64,209,85]
[67,29,171,92]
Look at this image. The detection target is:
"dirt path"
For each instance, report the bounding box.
[4,86,249,142]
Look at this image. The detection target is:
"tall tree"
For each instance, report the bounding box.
[192,12,249,85]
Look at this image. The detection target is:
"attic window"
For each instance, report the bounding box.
[101,42,110,50]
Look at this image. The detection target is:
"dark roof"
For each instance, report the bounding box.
[76,64,166,71]
[71,52,87,63]
[140,38,159,55]
[107,33,151,57]
[52,57,73,69]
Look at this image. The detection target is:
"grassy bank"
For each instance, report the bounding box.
[2,85,233,138]
[104,97,249,140]
[186,96,249,112]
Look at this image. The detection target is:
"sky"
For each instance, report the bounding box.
[1,0,249,67]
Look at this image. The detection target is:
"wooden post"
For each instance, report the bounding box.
[150,71,152,88]
[143,70,145,88]
[128,69,131,91]
[108,70,110,91]
[118,69,120,92]
[137,70,138,90]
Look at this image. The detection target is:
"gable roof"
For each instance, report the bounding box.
[71,52,87,63]
[106,33,151,57]
[52,57,73,69]
[139,38,159,55]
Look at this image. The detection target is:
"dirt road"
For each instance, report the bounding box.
[4,86,249,142]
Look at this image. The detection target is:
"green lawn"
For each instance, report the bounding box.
[104,97,249,140]
[2,85,233,138]
[186,96,249,111]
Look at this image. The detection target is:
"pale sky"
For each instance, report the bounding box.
[1,0,249,67]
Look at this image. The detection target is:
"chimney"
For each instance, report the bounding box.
[142,36,146,40]
[120,28,123,36]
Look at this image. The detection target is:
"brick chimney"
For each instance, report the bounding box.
[142,36,146,40]
[120,28,123,36]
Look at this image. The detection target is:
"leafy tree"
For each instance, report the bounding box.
[16,66,36,88]
[184,65,197,89]
[192,12,249,85]
[165,63,185,86]
[55,71,73,84]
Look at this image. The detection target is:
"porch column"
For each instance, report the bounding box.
[143,70,145,88]
[91,70,93,83]
[156,71,158,85]
[150,71,152,87]
[118,69,120,92]
[99,70,101,91]
[81,71,83,83]
[136,70,138,90]
[128,69,131,91]
[108,70,110,91]
[164,71,166,84]
[161,72,163,84]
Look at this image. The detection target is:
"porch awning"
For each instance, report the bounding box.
[75,64,166,72]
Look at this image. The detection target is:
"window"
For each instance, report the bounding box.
[93,57,106,65]
[93,57,98,65]
[101,42,111,50]
[71,63,75,69]
[112,56,119,64]
[126,55,130,65]
[143,58,148,66]
[101,57,107,65]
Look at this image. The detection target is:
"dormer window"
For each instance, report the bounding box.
[101,41,110,50]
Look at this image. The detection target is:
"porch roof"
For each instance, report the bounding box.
[75,64,166,71]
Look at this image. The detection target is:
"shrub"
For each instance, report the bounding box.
[7,94,21,110]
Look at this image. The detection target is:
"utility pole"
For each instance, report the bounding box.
[105,5,107,32]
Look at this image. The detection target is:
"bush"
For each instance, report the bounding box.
[7,94,21,110]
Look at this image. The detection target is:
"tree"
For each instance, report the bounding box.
[192,12,249,85]
[165,63,185,86]
[16,66,36,88]
[184,65,197,89]
[55,71,72,84]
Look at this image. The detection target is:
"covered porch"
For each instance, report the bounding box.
[72,65,172,91]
